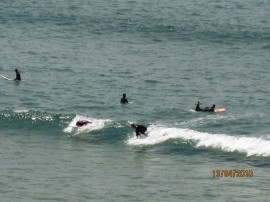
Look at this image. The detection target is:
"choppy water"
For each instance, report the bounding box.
[1,0,270,201]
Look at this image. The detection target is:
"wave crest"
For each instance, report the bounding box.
[63,114,111,135]
[126,125,270,157]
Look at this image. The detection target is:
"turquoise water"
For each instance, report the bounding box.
[1,0,270,201]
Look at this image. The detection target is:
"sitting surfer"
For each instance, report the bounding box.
[76,120,92,127]
[203,104,215,112]
[131,123,147,137]
[195,101,203,111]
[14,69,21,81]
[120,93,128,104]
[195,102,215,112]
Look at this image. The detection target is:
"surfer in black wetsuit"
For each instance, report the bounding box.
[120,93,128,104]
[14,69,21,81]
[76,120,92,127]
[131,124,147,137]
[195,101,202,111]
[210,104,216,112]
[195,102,216,112]
[203,104,215,112]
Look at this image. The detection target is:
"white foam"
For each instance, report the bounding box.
[126,125,270,157]
[14,109,29,113]
[63,115,111,135]
[179,114,238,128]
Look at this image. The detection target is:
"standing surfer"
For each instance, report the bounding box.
[120,93,128,104]
[131,123,147,137]
[14,69,21,81]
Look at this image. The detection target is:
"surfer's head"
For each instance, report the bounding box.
[15,69,18,72]
[131,124,136,128]
[123,93,126,98]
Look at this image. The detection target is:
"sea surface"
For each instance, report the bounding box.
[0,0,270,201]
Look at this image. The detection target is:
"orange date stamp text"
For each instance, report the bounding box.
[212,170,253,178]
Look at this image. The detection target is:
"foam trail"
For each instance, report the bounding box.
[179,114,238,128]
[14,109,29,113]
[63,115,111,135]
[126,125,270,157]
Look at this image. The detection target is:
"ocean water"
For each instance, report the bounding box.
[0,0,270,201]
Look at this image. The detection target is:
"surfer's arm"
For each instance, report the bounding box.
[135,128,140,136]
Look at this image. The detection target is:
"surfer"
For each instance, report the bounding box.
[203,104,215,112]
[131,123,147,137]
[195,101,202,111]
[120,93,128,104]
[76,120,92,127]
[14,69,21,81]
[195,102,216,112]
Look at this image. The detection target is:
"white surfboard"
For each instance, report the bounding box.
[136,133,148,139]
[193,108,226,113]
[214,108,226,113]
[0,74,13,81]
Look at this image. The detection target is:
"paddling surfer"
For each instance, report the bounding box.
[195,101,215,112]
[203,104,215,112]
[76,120,92,127]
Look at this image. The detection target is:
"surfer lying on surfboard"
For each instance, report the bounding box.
[131,123,147,138]
[76,120,92,127]
[195,101,215,112]
[195,101,226,112]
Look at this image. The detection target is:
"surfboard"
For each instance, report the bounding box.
[136,133,148,139]
[0,74,13,81]
[193,108,226,113]
[136,135,147,139]
[214,108,226,113]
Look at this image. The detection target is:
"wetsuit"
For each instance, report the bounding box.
[209,105,215,112]
[195,103,202,111]
[120,97,128,104]
[15,72,21,81]
[135,125,147,137]
[76,121,91,127]
[203,105,215,112]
